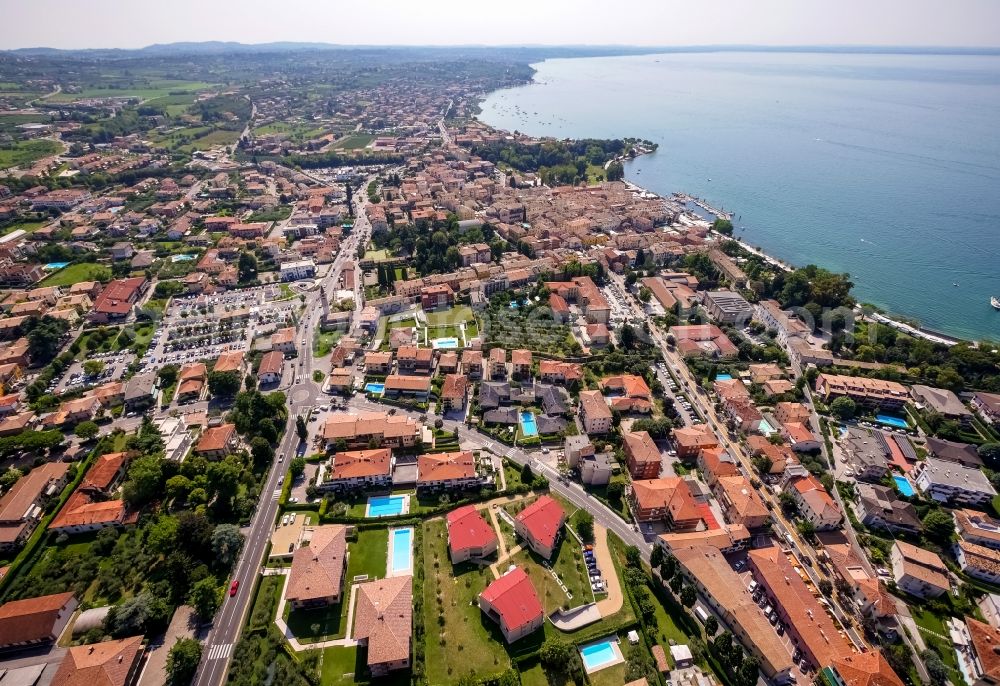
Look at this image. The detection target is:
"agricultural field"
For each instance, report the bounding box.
[48,79,217,103]
[0,139,62,169]
[333,133,375,150]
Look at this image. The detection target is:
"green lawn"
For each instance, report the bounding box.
[346,528,388,582]
[177,128,241,152]
[248,575,284,632]
[422,519,512,685]
[335,134,375,150]
[48,80,216,103]
[362,248,391,261]
[911,607,947,636]
[39,262,111,287]
[588,662,627,686]
[424,305,475,327]
[314,330,344,357]
[0,139,61,168]
[509,536,593,613]
[319,646,363,686]
[1,220,49,235]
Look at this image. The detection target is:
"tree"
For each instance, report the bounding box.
[106,591,170,637]
[166,638,203,686]
[238,251,257,283]
[922,509,956,545]
[796,519,817,541]
[158,364,179,387]
[922,649,949,686]
[606,161,624,182]
[638,286,652,303]
[211,524,245,569]
[208,370,241,397]
[704,614,719,636]
[345,182,353,214]
[74,421,99,440]
[24,316,70,364]
[296,415,308,441]
[520,462,533,483]
[680,584,697,607]
[829,396,857,420]
[607,480,625,501]
[576,512,594,542]
[624,545,642,569]
[290,456,306,478]
[659,556,677,581]
[188,577,221,619]
[979,442,1000,470]
[778,491,798,515]
[649,544,664,569]
[0,468,21,489]
[819,579,833,596]
[712,218,734,235]
[122,455,164,507]
[83,360,106,377]
[165,475,192,503]
[539,638,573,671]
[249,437,274,470]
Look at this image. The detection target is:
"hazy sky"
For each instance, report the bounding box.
[2,0,999,50]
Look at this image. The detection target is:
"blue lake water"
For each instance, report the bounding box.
[479,52,1000,341]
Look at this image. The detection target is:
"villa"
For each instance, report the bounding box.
[514,495,565,560]
[478,567,544,643]
[318,448,393,492]
[416,451,479,492]
[286,525,348,609]
[446,505,498,564]
[353,576,413,676]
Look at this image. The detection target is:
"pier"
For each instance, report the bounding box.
[673,193,733,221]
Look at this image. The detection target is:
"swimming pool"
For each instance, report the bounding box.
[716,373,733,381]
[876,414,909,430]
[892,474,915,497]
[759,419,777,436]
[171,254,195,262]
[519,411,538,437]
[365,382,385,394]
[367,495,408,518]
[432,337,459,349]
[43,262,69,270]
[580,638,621,672]
[389,527,414,575]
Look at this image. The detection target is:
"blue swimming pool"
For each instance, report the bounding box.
[432,337,459,349]
[365,382,385,394]
[390,528,413,575]
[759,419,777,435]
[44,262,69,270]
[892,474,915,497]
[716,373,733,381]
[171,254,195,262]
[877,414,909,430]
[367,495,407,518]
[519,411,538,437]
[580,639,619,671]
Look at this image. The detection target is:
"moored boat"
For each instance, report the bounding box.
[992,296,1000,310]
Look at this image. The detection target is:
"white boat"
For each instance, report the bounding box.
[992,296,1000,311]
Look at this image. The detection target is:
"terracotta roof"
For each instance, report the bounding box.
[332,449,392,479]
[0,592,75,647]
[671,425,719,451]
[515,495,565,551]
[479,567,543,634]
[92,277,144,315]
[538,360,582,381]
[213,350,244,373]
[600,374,651,398]
[258,350,284,376]
[321,412,419,441]
[631,478,702,524]
[418,451,475,484]
[832,652,905,686]
[0,462,70,524]
[194,423,236,453]
[715,476,769,521]
[383,375,431,392]
[623,431,660,467]
[447,505,497,555]
[579,390,612,420]
[512,349,532,365]
[440,373,468,400]
[50,635,144,686]
[49,494,135,531]
[287,525,347,604]
[353,576,412,668]
[271,327,295,346]
[179,362,207,381]
[967,618,1000,684]
[82,453,130,492]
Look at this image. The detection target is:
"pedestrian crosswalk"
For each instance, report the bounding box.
[206,643,233,661]
[272,489,282,500]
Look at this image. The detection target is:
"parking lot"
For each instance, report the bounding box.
[139,287,300,371]
[53,351,136,394]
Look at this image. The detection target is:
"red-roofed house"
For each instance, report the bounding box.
[321,448,393,492]
[287,525,348,609]
[440,373,468,411]
[478,567,544,643]
[0,592,78,650]
[514,495,565,560]
[628,478,704,530]
[49,635,144,686]
[89,277,147,324]
[623,430,661,479]
[446,505,498,564]
[417,451,479,492]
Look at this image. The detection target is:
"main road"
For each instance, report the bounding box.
[192,193,371,686]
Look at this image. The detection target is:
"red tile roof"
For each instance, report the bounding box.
[0,592,75,647]
[515,495,565,551]
[50,635,144,686]
[417,451,475,484]
[446,505,497,555]
[479,567,543,634]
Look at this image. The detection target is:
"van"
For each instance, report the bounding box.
[748,580,758,594]
[695,606,710,623]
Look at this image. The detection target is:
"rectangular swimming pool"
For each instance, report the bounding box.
[716,373,733,381]
[580,639,619,671]
[365,382,385,394]
[44,262,69,270]
[877,414,909,429]
[892,474,915,497]
[432,337,459,349]
[519,411,538,437]
[390,527,413,575]
[367,495,407,518]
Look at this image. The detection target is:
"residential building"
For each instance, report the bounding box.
[972,392,1000,425]
[702,290,753,326]
[123,371,157,411]
[446,505,498,564]
[713,476,770,529]
[749,546,851,671]
[320,412,421,451]
[824,652,905,686]
[889,541,949,599]
[841,428,890,481]
[814,374,908,410]
[925,437,984,468]
[671,424,719,459]
[478,567,544,644]
[396,346,434,374]
[657,525,751,556]
[911,385,973,425]
[353,576,412,676]
[257,350,284,385]
[954,509,1000,550]
[668,325,739,359]
[579,389,613,434]
[628,478,703,530]
[912,457,997,506]
[49,452,138,535]
[0,462,70,550]
[623,430,661,479]
[488,347,506,378]
[417,451,479,492]
[698,447,739,487]
[0,592,78,650]
[514,495,565,560]
[600,374,653,414]
[193,423,238,459]
[214,350,246,376]
[786,475,842,530]
[364,351,393,375]
[89,277,146,324]
[962,618,1000,686]
[49,636,144,686]
[672,545,793,681]
[440,373,468,411]
[271,327,297,354]
[287,525,348,609]
[319,448,393,492]
[853,484,921,536]
[280,259,317,282]
[538,360,583,385]
[954,540,1000,585]
[419,283,453,310]
[511,349,532,378]
[461,350,483,379]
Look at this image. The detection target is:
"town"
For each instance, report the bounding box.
[0,45,999,686]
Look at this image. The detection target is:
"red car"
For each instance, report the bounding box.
[229,580,240,597]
